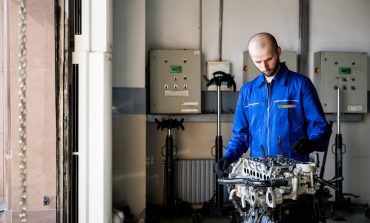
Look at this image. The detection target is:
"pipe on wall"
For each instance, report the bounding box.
[218,0,223,61]
[299,0,309,75]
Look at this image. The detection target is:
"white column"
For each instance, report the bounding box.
[76,0,112,222]
[88,52,112,223]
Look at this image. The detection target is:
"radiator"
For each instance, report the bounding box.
[174,159,215,204]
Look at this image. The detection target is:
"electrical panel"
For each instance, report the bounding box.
[313,51,368,113]
[206,61,231,91]
[243,51,297,84]
[150,50,201,114]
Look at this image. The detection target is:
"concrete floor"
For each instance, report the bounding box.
[154,210,370,223]
[156,214,370,223]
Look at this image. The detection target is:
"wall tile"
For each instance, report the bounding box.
[9,68,20,142]
[8,0,19,71]
[25,69,56,141]
[25,140,56,210]
[8,0,54,70]
[112,115,146,217]
[146,121,232,160]
[26,0,55,70]
[112,167,145,218]
[0,1,3,73]
[359,156,370,203]
[0,72,3,134]
[146,120,233,205]
[6,0,56,215]
[10,210,56,223]
[112,115,146,169]
[10,141,56,211]
[0,211,4,223]
[0,134,4,198]
[5,210,11,223]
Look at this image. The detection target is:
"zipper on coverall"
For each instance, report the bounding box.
[267,82,271,155]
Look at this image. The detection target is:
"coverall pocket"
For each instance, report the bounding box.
[275,100,303,131]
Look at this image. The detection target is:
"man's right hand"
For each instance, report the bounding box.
[215,157,231,178]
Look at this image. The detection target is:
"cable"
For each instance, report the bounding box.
[18,0,27,222]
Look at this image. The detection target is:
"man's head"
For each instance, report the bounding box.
[248,32,281,77]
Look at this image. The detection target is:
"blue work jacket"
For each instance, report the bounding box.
[224,63,331,162]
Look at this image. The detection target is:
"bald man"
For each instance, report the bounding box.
[216,33,331,177]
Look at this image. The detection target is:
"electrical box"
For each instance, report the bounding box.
[313,51,368,113]
[206,61,231,91]
[150,50,201,114]
[243,51,297,84]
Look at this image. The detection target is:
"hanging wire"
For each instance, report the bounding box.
[18,0,27,222]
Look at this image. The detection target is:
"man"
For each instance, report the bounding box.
[216,32,331,177]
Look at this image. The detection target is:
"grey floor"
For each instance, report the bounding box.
[156,210,370,223]
[327,210,370,223]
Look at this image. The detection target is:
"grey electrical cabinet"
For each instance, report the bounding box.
[150,50,201,114]
[313,51,368,113]
[243,51,297,84]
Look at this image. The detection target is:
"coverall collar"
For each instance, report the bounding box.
[257,63,289,88]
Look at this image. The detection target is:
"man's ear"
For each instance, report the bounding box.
[277,47,281,57]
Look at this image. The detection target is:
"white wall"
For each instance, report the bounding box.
[222,0,299,88]
[146,0,200,50]
[147,0,299,90]
[115,0,370,209]
[113,0,145,88]
[112,0,146,219]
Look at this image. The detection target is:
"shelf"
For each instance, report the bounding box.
[146,114,235,122]
[146,113,364,123]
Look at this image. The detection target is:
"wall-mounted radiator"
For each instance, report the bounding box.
[174,159,215,204]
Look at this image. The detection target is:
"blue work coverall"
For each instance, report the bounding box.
[224,63,331,162]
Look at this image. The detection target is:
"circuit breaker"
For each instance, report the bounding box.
[313,51,368,113]
[243,51,297,84]
[150,50,201,114]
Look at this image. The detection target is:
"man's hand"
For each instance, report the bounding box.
[215,157,231,178]
[292,137,315,156]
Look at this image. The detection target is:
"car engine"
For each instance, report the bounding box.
[218,155,331,223]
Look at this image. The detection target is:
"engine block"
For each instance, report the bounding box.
[218,156,327,223]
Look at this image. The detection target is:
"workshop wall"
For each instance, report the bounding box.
[145,0,300,206]
[310,0,370,203]
[0,0,56,221]
[0,0,4,202]
[112,0,146,219]
[114,0,370,213]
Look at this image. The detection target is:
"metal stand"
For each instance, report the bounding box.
[327,89,370,219]
[208,71,236,208]
[155,118,185,209]
[146,118,192,223]
[334,88,344,208]
[190,71,237,221]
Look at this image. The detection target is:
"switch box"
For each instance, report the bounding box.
[206,61,231,91]
[150,50,201,114]
[313,51,368,113]
[243,51,297,84]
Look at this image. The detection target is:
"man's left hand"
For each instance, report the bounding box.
[292,137,315,156]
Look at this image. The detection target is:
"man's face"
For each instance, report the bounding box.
[249,40,280,77]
